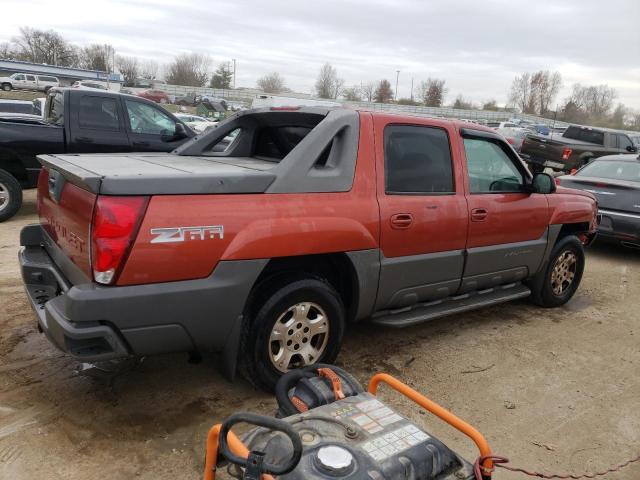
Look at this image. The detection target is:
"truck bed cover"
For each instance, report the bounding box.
[38,152,277,195]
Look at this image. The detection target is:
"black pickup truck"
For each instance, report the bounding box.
[0,88,195,221]
[520,125,638,172]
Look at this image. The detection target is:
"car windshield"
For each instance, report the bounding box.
[577,160,640,183]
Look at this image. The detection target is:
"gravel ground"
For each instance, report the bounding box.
[1,190,638,479]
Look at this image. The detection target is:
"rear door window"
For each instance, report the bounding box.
[617,134,633,150]
[78,96,120,131]
[384,125,455,194]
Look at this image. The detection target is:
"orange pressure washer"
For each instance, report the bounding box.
[203,365,494,480]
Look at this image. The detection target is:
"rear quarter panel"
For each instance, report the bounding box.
[117,112,380,285]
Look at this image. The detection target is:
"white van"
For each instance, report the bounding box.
[0,73,60,92]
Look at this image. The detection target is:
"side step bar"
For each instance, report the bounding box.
[371,283,531,328]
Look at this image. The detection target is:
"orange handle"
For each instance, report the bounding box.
[203,424,274,480]
[368,373,493,477]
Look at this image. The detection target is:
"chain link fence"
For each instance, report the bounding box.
[155,83,568,127]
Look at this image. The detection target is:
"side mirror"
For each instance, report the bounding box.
[626,145,638,153]
[175,122,188,139]
[531,172,556,194]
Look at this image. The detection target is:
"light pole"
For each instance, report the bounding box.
[232,58,236,89]
[395,70,400,101]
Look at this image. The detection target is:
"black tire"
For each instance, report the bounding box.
[44,86,51,93]
[239,276,345,392]
[1,83,12,91]
[0,170,23,222]
[528,235,585,307]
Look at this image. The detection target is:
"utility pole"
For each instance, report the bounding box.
[410,77,414,101]
[232,58,236,89]
[395,70,400,101]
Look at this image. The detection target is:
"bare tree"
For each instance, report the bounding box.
[509,71,562,114]
[361,82,375,102]
[452,95,473,110]
[374,79,394,103]
[508,72,532,113]
[562,83,618,124]
[0,42,15,59]
[257,72,286,93]
[165,53,211,87]
[315,63,341,99]
[417,78,446,107]
[116,55,139,87]
[140,60,159,80]
[482,99,499,111]
[12,27,78,66]
[342,85,362,101]
[80,44,114,72]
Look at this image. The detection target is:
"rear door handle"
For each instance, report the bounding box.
[132,141,150,148]
[471,208,488,222]
[390,213,413,229]
[75,136,94,144]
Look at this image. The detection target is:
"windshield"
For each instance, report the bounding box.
[577,160,640,183]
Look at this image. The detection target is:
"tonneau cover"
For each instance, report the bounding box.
[37,152,277,195]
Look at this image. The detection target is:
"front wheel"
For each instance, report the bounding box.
[239,276,345,392]
[528,235,585,307]
[1,83,12,91]
[0,170,23,222]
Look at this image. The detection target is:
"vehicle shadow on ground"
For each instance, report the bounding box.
[588,239,640,262]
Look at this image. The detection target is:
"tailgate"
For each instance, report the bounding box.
[521,135,564,161]
[37,165,96,280]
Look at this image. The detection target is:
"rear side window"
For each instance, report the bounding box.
[384,125,455,194]
[254,126,312,160]
[563,126,604,145]
[79,96,119,131]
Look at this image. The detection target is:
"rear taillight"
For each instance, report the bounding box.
[91,196,148,285]
[561,148,572,160]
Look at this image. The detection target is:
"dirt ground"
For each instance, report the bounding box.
[1,190,638,479]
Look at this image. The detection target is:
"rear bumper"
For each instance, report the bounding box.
[519,153,567,171]
[597,209,640,246]
[19,224,267,364]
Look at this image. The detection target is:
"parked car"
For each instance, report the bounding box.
[497,127,529,152]
[628,133,640,148]
[174,113,218,133]
[19,108,597,390]
[0,73,59,92]
[175,92,200,106]
[71,80,108,90]
[557,154,640,248]
[526,124,551,136]
[0,87,195,221]
[487,121,520,129]
[138,89,170,104]
[520,125,638,172]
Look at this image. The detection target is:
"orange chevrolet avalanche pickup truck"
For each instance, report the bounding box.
[19,107,598,390]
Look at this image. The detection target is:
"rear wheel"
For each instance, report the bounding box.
[239,276,345,392]
[0,170,23,222]
[528,235,585,307]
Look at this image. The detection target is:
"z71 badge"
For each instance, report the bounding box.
[150,225,224,244]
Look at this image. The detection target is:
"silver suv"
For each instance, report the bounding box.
[0,73,60,92]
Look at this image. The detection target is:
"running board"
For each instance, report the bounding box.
[371,283,531,328]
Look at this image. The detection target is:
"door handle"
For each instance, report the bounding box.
[75,136,94,144]
[390,213,413,229]
[132,141,150,148]
[470,208,488,222]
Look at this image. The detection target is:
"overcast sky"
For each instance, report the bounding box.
[3,0,640,109]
